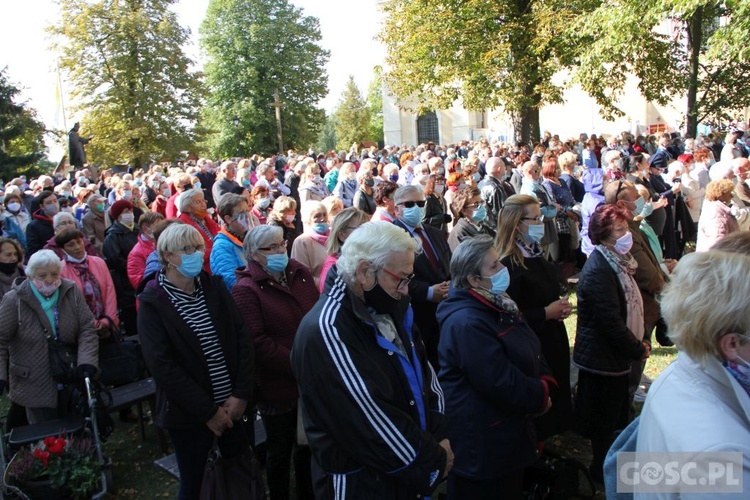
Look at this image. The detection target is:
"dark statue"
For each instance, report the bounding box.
[68,122,92,170]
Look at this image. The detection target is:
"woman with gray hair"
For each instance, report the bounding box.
[177,188,220,273]
[634,250,750,492]
[436,235,553,499]
[232,225,318,500]
[44,211,99,259]
[82,193,107,254]
[0,249,98,424]
[138,224,254,500]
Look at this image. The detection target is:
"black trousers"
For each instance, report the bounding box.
[262,409,313,500]
[168,418,253,500]
[447,472,524,500]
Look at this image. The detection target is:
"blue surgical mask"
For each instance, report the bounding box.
[401,205,424,228]
[480,267,510,295]
[522,223,545,244]
[631,196,645,217]
[194,182,202,189]
[258,198,271,210]
[265,253,288,273]
[389,174,399,183]
[313,222,329,235]
[242,178,251,187]
[472,172,481,183]
[614,231,633,254]
[176,251,204,278]
[471,204,487,222]
[640,201,654,218]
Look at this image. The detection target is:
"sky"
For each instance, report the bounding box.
[0,0,386,158]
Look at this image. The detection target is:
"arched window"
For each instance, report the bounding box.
[417,111,439,144]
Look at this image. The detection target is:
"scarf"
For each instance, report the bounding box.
[596,245,644,341]
[724,362,750,398]
[30,283,60,338]
[470,287,520,317]
[66,256,105,319]
[305,229,329,247]
[638,220,664,264]
[515,237,543,258]
[189,214,214,241]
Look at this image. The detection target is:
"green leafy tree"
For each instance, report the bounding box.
[334,76,371,151]
[571,0,750,137]
[0,68,46,180]
[49,0,204,167]
[366,67,384,145]
[200,0,329,156]
[316,113,337,153]
[380,0,587,143]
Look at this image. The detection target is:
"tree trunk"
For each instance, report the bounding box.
[512,105,541,145]
[686,7,703,138]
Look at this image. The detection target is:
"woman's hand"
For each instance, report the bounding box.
[545,298,571,321]
[206,407,234,437]
[222,396,248,421]
[641,341,652,360]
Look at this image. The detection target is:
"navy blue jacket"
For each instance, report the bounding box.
[436,287,553,479]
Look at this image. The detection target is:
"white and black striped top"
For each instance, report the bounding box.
[159,272,233,405]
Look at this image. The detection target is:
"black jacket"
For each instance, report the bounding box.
[103,221,139,307]
[447,217,495,252]
[138,271,254,429]
[573,249,646,375]
[25,211,55,261]
[291,276,447,500]
[423,193,449,233]
[478,176,510,230]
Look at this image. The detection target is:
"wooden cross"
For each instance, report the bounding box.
[269,88,285,154]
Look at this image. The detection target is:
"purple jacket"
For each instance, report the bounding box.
[581,168,605,255]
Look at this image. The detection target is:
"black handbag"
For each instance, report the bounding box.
[200,438,266,500]
[523,450,596,500]
[47,336,78,383]
[97,316,144,387]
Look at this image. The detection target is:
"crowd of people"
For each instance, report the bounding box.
[0,126,748,499]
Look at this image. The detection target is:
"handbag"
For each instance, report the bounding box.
[523,450,596,500]
[200,437,266,500]
[97,316,144,387]
[47,336,79,384]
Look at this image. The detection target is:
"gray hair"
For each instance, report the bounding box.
[450,235,496,290]
[337,221,419,281]
[661,251,750,363]
[217,193,246,219]
[53,211,76,229]
[256,162,273,176]
[301,200,327,224]
[27,249,63,277]
[176,188,203,212]
[157,224,204,266]
[243,225,283,257]
[709,161,733,182]
[393,185,424,205]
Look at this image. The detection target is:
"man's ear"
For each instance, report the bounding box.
[355,260,372,286]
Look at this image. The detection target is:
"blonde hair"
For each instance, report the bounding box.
[661,251,750,363]
[705,179,735,201]
[326,207,371,255]
[494,194,540,268]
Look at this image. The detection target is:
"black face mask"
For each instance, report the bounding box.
[363,279,400,314]
[0,261,18,276]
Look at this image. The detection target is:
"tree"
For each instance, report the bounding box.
[0,68,46,180]
[333,76,371,151]
[200,0,329,157]
[49,0,204,167]
[316,113,337,153]
[571,0,750,137]
[366,67,384,145]
[379,0,587,143]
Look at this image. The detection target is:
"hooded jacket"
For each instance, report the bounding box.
[25,210,55,261]
[209,229,246,291]
[0,278,98,408]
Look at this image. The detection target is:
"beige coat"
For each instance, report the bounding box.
[0,279,98,408]
[82,209,106,255]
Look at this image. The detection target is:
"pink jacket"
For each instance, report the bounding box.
[127,235,157,289]
[696,200,740,252]
[60,255,119,326]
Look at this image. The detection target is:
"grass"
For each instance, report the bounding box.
[0,295,678,499]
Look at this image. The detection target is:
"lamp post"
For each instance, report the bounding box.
[232,115,240,158]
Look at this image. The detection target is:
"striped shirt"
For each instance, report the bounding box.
[159,272,233,404]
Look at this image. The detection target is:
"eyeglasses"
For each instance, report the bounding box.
[381,268,415,289]
[521,216,543,224]
[259,241,287,252]
[398,200,426,208]
[466,201,486,209]
[615,180,626,200]
[180,244,206,254]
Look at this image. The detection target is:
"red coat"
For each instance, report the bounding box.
[231,259,319,404]
[165,193,179,219]
[177,212,220,273]
[127,235,156,289]
[151,196,167,217]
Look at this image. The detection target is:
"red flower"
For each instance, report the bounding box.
[47,438,66,455]
[43,437,56,448]
[33,448,50,467]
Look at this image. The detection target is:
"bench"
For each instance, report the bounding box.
[107,377,164,450]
